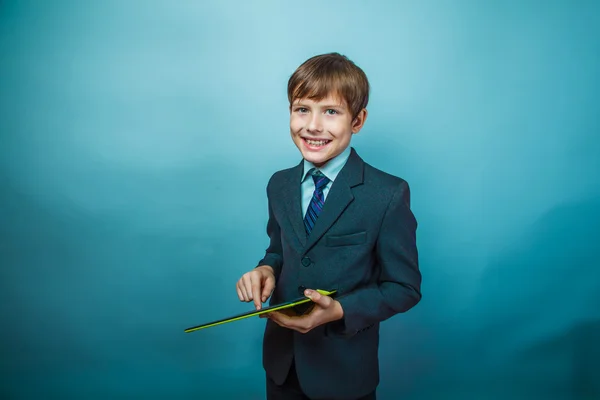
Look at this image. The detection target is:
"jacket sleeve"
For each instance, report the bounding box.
[256,179,283,281]
[329,180,422,337]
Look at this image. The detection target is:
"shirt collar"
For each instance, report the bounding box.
[301,146,352,183]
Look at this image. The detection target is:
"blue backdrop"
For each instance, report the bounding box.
[1,1,599,399]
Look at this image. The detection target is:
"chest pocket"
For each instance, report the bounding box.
[325,231,367,247]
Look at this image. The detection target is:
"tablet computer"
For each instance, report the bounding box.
[184,289,337,333]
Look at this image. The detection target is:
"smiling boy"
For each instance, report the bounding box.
[236,53,422,400]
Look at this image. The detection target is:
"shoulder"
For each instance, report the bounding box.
[265,164,301,192]
[351,147,409,189]
[363,162,410,193]
[364,162,410,205]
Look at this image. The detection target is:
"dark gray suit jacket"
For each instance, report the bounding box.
[257,147,421,399]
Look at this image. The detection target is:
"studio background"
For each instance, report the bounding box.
[1,1,599,399]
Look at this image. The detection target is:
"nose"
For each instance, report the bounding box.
[306,113,323,133]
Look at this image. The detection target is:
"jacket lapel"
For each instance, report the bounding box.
[303,147,365,253]
[280,161,307,247]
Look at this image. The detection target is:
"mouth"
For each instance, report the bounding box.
[302,137,332,148]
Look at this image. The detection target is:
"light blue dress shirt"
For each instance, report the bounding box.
[301,146,352,218]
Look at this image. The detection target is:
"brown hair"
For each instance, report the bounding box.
[287,52,370,120]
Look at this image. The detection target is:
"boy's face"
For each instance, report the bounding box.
[289,93,367,168]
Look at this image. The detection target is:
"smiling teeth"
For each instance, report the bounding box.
[306,139,329,146]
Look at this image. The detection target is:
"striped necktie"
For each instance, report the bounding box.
[304,169,330,235]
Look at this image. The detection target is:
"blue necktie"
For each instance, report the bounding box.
[304,169,330,235]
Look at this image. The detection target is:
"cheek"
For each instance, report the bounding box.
[290,116,303,132]
[330,122,352,139]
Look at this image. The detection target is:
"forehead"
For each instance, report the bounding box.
[292,93,347,107]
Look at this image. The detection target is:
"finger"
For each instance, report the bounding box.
[269,313,301,331]
[251,278,262,310]
[236,281,246,301]
[261,277,275,303]
[266,312,283,326]
[236,285,244,301]
[267,311,287,326]
[242,274,254,301]
[239,277,251,302]
[270,311,312,333]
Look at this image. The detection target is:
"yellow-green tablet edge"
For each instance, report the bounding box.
[184,289,337,333]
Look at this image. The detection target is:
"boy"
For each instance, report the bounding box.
[236,53,421,400]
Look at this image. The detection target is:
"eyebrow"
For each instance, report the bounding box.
[293,103,346,109]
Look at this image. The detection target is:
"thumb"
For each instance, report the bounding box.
[305,289,330,307]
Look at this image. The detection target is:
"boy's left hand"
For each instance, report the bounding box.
[265,289,344,333]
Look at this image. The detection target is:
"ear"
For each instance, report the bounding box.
[351,109,368,134]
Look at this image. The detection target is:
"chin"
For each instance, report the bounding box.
[304,154,330,167]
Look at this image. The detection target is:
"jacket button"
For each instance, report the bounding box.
[301,257,312,267]
[298,285,307,296]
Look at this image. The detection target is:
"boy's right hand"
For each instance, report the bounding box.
[236,265,275,310]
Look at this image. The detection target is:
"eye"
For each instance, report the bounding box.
[296,107,308,113]
[325,109,338,115]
